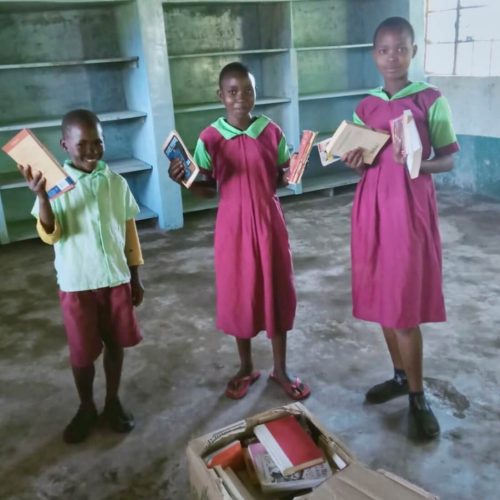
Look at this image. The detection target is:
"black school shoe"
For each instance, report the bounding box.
[103,399,135,433]
[409,394,440,439]
[63,406,98,444]
[365,378,409,404]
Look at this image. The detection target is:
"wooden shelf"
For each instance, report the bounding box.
[169,49,288,60]
[136,204,158,221]
[301,170,359,192]
[299,89,371,102]
[295,43,372,51]
[6,219,37,242]
[0,110,147,132]
[108,158,152,175]
[0,57,138,71]
[175,97,291,114]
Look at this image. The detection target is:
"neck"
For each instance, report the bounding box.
[383,77,411,97]
[226,113,253,130]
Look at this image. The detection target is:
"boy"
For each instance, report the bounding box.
[20,109,144,443]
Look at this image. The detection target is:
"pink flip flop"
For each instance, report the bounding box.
[225,371,261,399]
[269,372,311,401]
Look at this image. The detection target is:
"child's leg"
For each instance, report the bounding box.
[71,364,97,409]
[395,326,439,438]
[365,327,409,403]
[63,364,98,444]
[102,339,135,433]
[270,332,310,400]
[225,338,260,399]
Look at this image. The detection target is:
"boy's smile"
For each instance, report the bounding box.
[60,122,105,173]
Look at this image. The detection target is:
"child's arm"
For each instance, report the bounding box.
[168,157,217,198]
[342,148,366,175]
[420,154,454,174]
[125,219,144,306]
[19,164,61,243]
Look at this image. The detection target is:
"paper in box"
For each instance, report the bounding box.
[2,129,75,200]
[186,403,438,500]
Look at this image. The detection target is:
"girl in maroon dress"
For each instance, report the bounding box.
[343,18,459,439]
[169,62,310,401]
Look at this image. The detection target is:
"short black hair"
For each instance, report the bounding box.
[62,109,101,137]
[373,17,415,45]
[218,62,253,88]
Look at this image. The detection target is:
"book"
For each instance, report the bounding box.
[287,130,318,185]
[2,129,76,200]
[247,442,331,493]
[253,415,325,476]
[317,137,342,167]
[320,120,390,166]
[390,109,422,179]
[214,466,254,500]
[163,130,200,188]
[205,440,244,470]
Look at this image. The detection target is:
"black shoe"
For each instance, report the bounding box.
[365,378,409,404]
[103,399,135,433]
[63,406,98,444]
[410,395,440,439]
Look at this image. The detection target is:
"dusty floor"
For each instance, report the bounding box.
[0,187,499,500]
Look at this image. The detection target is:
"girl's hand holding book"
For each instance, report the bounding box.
[342,148,366,174]
[168,157,186,185]
[18,164,48,199]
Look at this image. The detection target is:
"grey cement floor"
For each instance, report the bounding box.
[0,187,499,500]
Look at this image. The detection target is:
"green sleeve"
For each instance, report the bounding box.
[277,134,290,166]
[193,138,212,170]
[353,111,365,126]
[428,96,458,151]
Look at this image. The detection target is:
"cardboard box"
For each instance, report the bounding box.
[186,403,438,500]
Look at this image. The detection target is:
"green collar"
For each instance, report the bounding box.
[211,115,271,140]
[369,81,433,101]
[64,159,108,180]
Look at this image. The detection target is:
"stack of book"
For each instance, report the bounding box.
[204,415,333,498]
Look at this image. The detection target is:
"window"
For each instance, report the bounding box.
[425,0,500,76]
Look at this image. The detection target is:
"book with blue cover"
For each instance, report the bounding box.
[163,130,200,188]
[2,129,76,200]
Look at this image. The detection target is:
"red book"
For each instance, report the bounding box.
[204,440,244,470]
[253,415,324,476]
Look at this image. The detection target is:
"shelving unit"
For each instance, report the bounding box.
[162,0,299,211]
[0,0,182,244]
[0,0,422,242]
[290,0,409,191]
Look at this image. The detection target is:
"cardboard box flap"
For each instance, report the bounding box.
[298,462,437,500]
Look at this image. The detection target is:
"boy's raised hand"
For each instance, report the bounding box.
[342,147,365,172]
[18,164,48,198]
[168,158,185,185]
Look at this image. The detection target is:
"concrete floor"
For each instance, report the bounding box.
[0,186,499,500]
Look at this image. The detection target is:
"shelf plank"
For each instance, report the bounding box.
[0,57,139,70]
[136,204,158,221]
[0,172,25,190]
[7,219,37,243]
[295,43,372,52]
[299,89,371,101]
[169,48,288,60]
[301,170,359,192]
[175,97,291,114]
[108,158,152,175]
[0,110,147,133]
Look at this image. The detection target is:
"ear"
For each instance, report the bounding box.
[217,88,223,103]
[60,138,68,151]
[412,44,418,58]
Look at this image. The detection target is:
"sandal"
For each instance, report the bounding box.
[269,372,311,401]
[225,371,261,399]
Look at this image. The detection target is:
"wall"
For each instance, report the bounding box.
[429,76,500,199]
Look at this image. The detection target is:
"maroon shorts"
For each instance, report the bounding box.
[58,283,142,368]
